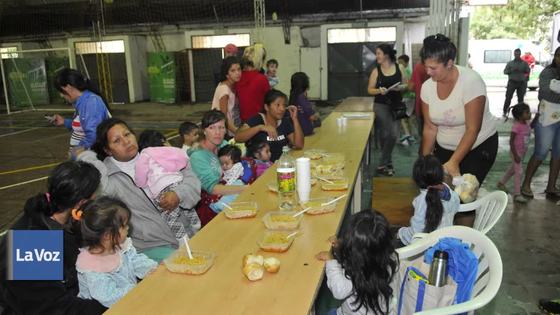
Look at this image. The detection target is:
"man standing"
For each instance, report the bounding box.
[503,48,530,117]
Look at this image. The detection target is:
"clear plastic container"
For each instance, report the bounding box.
[320,178,349,191]
[300,197,337,215]
[262,211,302,230]
[163,250,215,275]
[223,201,258,219]
[257,230,296,252]
[303,149,326,160]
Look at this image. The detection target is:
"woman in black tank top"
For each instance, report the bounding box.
[367,44,407,176]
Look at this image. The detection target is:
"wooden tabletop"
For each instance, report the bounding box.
[333,96,374,112]
[107,108,374,315]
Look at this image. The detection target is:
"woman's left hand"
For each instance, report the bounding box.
[287,105,298,120]
[159,191,180,211]
[443,160,461,178]
[315,251,333,261]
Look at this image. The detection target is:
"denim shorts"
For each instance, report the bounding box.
[533,119,560,160]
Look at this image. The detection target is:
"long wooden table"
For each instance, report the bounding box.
[333,96,373,112]
[107,107,374,315]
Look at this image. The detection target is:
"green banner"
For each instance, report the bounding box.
[148,52,176,104]
[4,58,49,108]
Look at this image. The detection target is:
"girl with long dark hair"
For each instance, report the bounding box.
[289,72,319,136]
[0,161,106,314]
[316,210,400,315]
[50,68,111,158]
[397,155,460,245]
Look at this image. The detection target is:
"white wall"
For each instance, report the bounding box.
[147,33,186,52]
[127,36,148,102]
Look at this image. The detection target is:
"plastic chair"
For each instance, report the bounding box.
[396,226,503,315]
[458,190,507,234]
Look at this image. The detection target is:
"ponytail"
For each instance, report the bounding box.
[23,193,54,217]
[424,187,444,232]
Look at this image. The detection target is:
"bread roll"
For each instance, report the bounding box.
[242,254,264,266]
[264,257,280,273]
[243,263,264,281]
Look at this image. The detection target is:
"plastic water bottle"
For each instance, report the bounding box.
[428,250,448,287]
[277,146,296,211]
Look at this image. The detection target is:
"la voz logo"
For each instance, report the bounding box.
[7,230,63,280]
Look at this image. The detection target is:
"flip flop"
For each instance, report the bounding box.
[520,187,534,198]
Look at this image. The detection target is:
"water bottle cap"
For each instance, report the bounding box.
[434,250,448,260]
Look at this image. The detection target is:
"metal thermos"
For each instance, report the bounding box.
[428,250,448,287]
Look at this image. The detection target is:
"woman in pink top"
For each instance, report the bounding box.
[211,56,242,137]
[497,103,532,203]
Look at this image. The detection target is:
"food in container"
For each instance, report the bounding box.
[262,211,302,230]
[163,250,215,275]
[321,178,349,191]
[257,230,296,252]
[299,197,337,215]
[303,149,326,160]
[223,201,258,219]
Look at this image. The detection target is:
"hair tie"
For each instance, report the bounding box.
[71,208,83,221]
[427,184,445,191]
[45,192,51,203]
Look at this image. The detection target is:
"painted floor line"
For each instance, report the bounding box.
[0,127,40,138]
[0,176,48,191]
[0,162,60,176]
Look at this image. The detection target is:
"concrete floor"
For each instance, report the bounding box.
[0,90,558,314]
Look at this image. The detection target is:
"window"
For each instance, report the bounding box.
[0,47,18,59]
[484,50,511,63]
[75,40,125,54]
[327,27,396,44]
[191,34,250,49]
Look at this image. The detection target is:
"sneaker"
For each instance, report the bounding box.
[514,195,528,203]
[496,182,509,193]
[539,299,560,314]
[376,165,394,177]
[407,135,416,144]
[400,139,410,146]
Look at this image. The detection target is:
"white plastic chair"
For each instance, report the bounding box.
[396,226,503,315]
[458,190,507,234]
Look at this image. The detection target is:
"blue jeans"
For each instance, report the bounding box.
[533,120,560,160]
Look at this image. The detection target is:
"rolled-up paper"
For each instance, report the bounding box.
[296,157,311,202]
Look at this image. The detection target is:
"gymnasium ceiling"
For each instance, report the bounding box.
[0,0,429,39]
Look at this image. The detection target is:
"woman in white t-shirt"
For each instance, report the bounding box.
[211,56,242,138]
[420,34,498,185]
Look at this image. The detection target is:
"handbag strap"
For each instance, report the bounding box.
[398,266,428,315]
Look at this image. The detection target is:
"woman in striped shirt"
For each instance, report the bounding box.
[51,68,110,159]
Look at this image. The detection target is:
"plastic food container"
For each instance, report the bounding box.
[300,197,337,215]
[262,211,302,230]
[257,230,296,252]
[321,178,349,191]
[163,250,215,275]
[223,201,258,219]
[303,149,326,160]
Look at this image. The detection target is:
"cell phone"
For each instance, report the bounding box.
[44,115,56,124]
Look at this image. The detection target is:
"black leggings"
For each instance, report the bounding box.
[434,132,498,185]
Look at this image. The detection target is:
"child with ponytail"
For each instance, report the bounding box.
[397,155,460,245]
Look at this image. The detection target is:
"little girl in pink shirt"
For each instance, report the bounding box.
[497,103,532,203]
